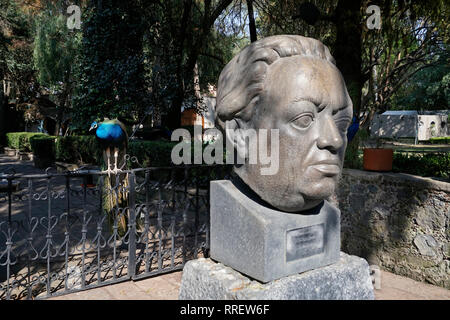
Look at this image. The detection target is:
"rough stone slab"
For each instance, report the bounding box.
[179,253,374,300]
[210,179,340,283]
[342,168,450,192]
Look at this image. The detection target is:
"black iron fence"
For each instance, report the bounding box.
[0,163,231,300]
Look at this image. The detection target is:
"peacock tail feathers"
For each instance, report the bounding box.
[102,172,129,237]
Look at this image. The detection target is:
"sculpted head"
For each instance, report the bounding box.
[216,35,353,212]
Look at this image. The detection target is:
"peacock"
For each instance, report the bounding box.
[89,118,128,175]
[347,115,360,143]
[89,118,129,236]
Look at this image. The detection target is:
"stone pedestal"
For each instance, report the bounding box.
[210,179,340,283]
[179,253,374,300]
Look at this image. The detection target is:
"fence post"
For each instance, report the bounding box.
[5,177,12,300]
[128,172,137,278]
[194,170,199,259]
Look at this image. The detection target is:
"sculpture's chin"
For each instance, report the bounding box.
[235,167,336,213]
[300,179,337,202]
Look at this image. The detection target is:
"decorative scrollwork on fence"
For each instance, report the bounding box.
[0,164,232,299]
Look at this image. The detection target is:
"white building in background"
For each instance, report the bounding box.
[417,114,449,141]
[370,110,449,142]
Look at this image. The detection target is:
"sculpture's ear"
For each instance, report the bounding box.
[224,119,247,164]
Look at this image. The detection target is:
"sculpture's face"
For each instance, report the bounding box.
[236,56,353,212]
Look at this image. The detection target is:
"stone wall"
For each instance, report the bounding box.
[331,169,449,289]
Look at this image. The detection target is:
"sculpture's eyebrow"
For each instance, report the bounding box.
[291,96,352,113]
[291,96,326,112]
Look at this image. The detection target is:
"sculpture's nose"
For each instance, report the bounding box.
[316,117,344,151]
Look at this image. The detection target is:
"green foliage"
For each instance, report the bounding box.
[196,28,241,89]
[429,137,450,144]
[72,1,147,130]
[51,136,224,168]
[33,4,81,90]
[128,140,178,168]
[255,0,337,48]
[6,132,47,151]
[5,133,176,167]
[0,0,35,103]
[55,135,102,165]
[54,136,177,167]
[393,152,450,179]
[29,135,55,160]
[344,147,362,169]
[7,134,102,165]
[31,2,82,136]
[343,128,369,169]
[140,0,234,129]
[361,0,449,114]
[390,49,450,111]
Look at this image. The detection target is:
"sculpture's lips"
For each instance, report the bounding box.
[310,161,340,176]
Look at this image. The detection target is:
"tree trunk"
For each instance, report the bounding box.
[165,0,193,130]
[0,82,5,146]
[247,0,257,42]
[193,62,202,111]
[334,0,362,117]
[167,87,183,130]
[333,0,363,169]
[164,0,233,130]
[55,72,71,136]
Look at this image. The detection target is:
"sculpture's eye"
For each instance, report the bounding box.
[291,113,314,129]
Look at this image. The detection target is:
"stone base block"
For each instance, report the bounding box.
[179,253,374,300]
[210,179,340,283]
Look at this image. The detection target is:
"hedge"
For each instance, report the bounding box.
[55,136,178,167]
[429,137,450,144]
[30,135,56,168]
[393,152,449,180]
[30,135,56,159]
[6,132,48,152]
[128,140,178,167]
[6,133,178,166]
[52,137,219,167]
[55,135,103,165]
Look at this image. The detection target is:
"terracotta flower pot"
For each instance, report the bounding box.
[363,148,393,172]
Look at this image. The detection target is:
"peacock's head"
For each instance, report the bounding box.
[89,121,98,131]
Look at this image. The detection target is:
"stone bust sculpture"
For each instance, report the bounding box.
[215,35,353,212]
[182,37,375,289]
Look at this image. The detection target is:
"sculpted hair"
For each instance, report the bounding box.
[215,35,335,130]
